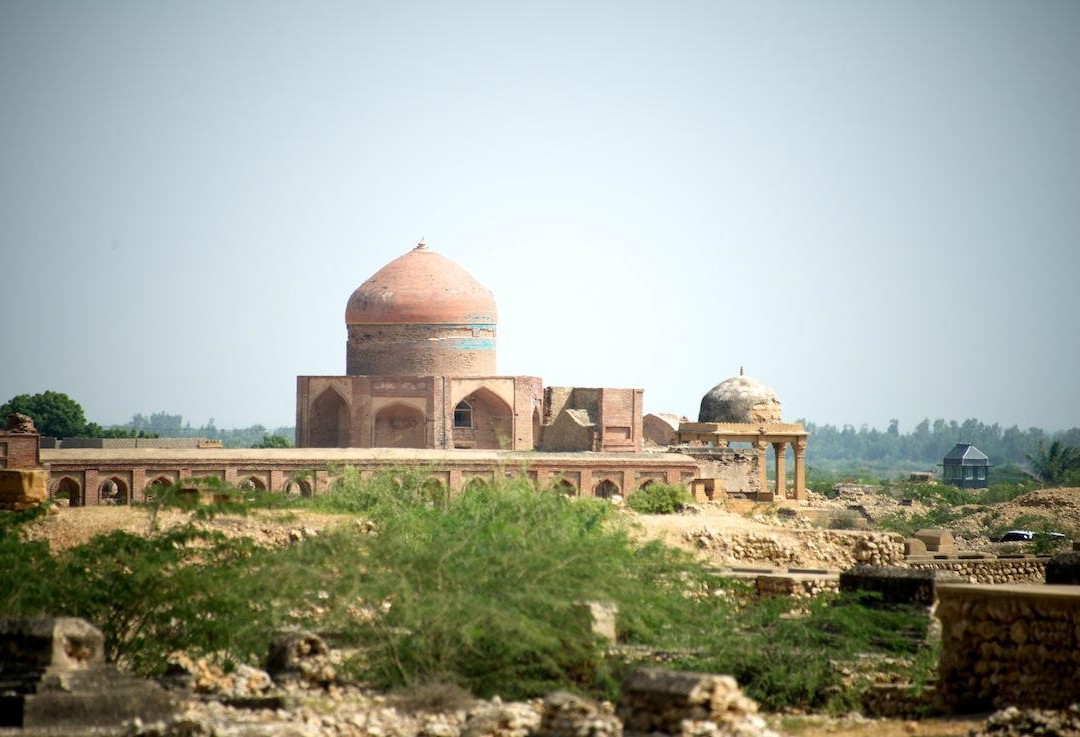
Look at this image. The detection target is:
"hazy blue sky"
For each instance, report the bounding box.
[2,1,1078,432]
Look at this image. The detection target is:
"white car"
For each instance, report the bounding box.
[996,529,1066,543]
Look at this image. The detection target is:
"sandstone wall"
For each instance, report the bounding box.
[937,584,1080,711]
[906,556,1048,584]
[686,528,905,568]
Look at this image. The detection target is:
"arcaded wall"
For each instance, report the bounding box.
[346,324,496,376]
[937,584,1080,710]
[297,375,541,451]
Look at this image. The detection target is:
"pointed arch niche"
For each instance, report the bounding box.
[451,387,513,450]
[309,387,351,448]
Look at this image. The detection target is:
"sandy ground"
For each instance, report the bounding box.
[773,715,983,737]
[21,505,347,551]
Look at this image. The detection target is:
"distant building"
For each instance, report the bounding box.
[942,443,989,488]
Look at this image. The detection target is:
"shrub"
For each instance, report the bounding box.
[0,471,940,711]
[626,483,693,514]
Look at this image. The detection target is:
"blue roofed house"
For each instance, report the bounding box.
[942,443,990,488]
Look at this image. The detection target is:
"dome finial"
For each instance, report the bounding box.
[740,365,744,376]
[415,237,427,250]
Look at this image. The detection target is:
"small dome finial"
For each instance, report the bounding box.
[740,365,744,376]
[415,237,427,250]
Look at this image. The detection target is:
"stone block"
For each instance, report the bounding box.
[0,618,173,728]
[1045,551,1080,585]
[0,469,47,510]
[539,691,621,737]
[904,537,928,556]
[617,668,761,735]
[912,529,957,554]
[574,601,618,644]
[839,565,963,607]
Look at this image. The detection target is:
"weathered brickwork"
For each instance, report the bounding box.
[0,430,40,469]
[346,323,496,376]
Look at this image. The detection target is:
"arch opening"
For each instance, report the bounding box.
[145,476,173,502]
[594,479,619,500]
[52,477,81,507]
[553,478,576,496]
[285,478,313,497]
[452,388,512,450]
[99,477,129,505]
[239,476,267,491]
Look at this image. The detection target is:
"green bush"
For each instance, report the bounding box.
[626,483,693,514]
[0,471,939,710]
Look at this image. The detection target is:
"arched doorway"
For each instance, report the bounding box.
[145,476,173,502]
[238,476,267,491]
[553,478,576,496]
[464,476,490,493]
[373,404,426,448]
[594,479,619,500]
[309,388,350,448]
[99,477,129,505]
[421,478,448,507]
[52,477,81,507]
[452,388,513,449]
[285,478,313,497]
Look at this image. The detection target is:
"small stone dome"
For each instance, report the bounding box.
[698,372,782,424]
[345,241,497,325]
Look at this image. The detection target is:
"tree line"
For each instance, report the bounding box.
[4,391,1077,464]
[800,417,1080,471]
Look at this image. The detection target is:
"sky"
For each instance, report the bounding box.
[2,1,1078,432]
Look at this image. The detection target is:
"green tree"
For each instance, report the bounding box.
[252,433,292,448]
[0,391,87,437]
[1025,440,1080,486]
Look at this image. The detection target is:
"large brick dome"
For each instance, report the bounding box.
[345,242,497,326]
[344,241,498,376]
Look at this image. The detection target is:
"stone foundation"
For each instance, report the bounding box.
[936,584,1080,711]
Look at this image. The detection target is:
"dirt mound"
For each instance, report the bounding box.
[949,488,1080,543]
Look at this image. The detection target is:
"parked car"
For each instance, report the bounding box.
[996,529,1067,543]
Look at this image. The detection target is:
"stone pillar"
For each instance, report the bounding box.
[793,439,807,500]
[753,440,770,500]
[772,441,787,498]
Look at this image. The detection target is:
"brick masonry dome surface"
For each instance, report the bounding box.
[698,374,783,424]
[345,244,497,326]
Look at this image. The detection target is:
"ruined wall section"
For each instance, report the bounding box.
[598,388,643,452]
[937,584,1080,710]
[346,324,496,376]
[0,431,40,469]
